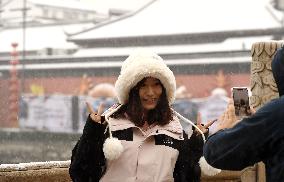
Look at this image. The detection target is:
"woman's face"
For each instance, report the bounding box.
[139,77,163,111]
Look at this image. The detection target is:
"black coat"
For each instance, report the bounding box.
[70,116,205,182]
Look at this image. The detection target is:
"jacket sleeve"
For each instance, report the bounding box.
[203,99,280,170]
[174,130,205,182]
[69,115,108,182]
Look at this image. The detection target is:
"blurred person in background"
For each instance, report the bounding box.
[198,87,229,135]
[69,50,218,182]
[172,85,198,132]
[87,82,117,113]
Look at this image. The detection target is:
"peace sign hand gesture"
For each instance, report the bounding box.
[86,102,105,124]
[195,112,215,135]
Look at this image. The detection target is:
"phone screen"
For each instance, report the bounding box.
[232,87,250,117]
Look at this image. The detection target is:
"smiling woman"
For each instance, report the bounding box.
[69,50,217,182]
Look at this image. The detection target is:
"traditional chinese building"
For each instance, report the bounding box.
[0,0,283,126]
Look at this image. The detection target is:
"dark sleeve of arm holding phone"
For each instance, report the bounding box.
[203,100,279,170]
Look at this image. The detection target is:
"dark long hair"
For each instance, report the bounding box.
[112,78,173,127]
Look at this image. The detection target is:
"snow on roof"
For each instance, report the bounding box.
[72,36,273,57]
[88,0,154,14]
[0,23,94,52]
[0,56,251,71]
[69,0,281,40]
[29,0,96,11]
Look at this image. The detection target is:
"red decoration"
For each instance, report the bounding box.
[8,43,20,127]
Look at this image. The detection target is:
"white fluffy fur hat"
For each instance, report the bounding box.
[115,50,176,105]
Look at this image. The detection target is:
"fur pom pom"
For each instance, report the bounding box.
[103,137,124,160]
[199,156,221,176]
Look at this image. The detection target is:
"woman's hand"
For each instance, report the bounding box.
[196,112,215,135]
[86,102,104,124]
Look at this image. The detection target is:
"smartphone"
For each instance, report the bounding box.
[232,87,250,117]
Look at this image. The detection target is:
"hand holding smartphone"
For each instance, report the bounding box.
[231,87,250,118]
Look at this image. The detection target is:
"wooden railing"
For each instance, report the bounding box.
[0,161,71,182]
[0,161,260,182]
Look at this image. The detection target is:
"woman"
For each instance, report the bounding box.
[69,50,218,182]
